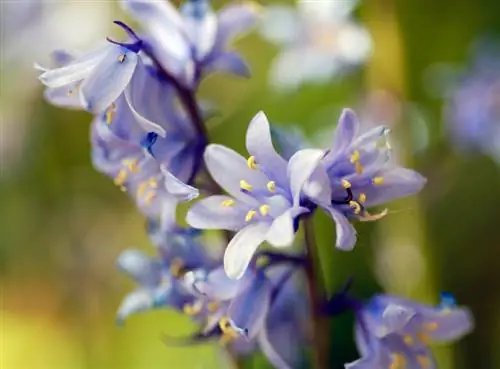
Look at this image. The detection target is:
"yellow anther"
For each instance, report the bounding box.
[218,334,233,346]
[105,103,116,125]
[403,335,414,345]
[118,54,126,63]
[417,332,431,345]
[207,302,219,314]
[113,169,128,186]
[349,201,362,214]
[256,255,270,268]
[355,161,364,174]
[245,210,257,222]
[137,182,148,197]
[183,301,203,316]
[341,179,351,189]
[169,257,185,278]
[389,353,405,369]
[373,176,384,185]
[358,193,367,204]
[267,181,276,192]
[424,322,438,331]
[218,317,239,337]
[240,180,253,192]
[122,158,138,173]
[259,204,270,216]
[120,186,127,192]
[417,355,431,369]
[247,156,257,169]
[350,150,361,163]
[144,191,156,205]
[148,178,157,188]
[221,199,235,207]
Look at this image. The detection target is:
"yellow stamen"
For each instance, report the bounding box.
[389,353,405,369]
[169,258,185,277]
[122,158,138,173]
[183,301,203,316]
[424,322,438,331]
[350,150,360,163]
[355,161,364,174]
[417,355,431,369]
[247,156,257,169]
[240,180,253,192]
[267,181,276,192]
[256,255,270,268]
[148,178,157,188]
[417,332,431,345]
[144,191,156,205]
[341,179,351,189]
[373,176,384,185]
[105,103,116,125]
[221,199,235,207]
[259,204,270,216]
[349,201,362,214]
[358,193,367,204]
[207,302,219,314]
[114,169,128,186]
[137,182,148,197]
[118,54,126,63]
[245,210,257,222]
[403,335,414,345]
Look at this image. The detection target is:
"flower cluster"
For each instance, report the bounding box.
[36,0,473,368]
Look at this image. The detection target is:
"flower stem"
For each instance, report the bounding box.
[303,216,330,369]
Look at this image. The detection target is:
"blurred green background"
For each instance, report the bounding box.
[1,0,500,368]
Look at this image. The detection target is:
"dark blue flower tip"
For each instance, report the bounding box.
[140,132,159,157]
[324,277,358,316]
[106,20,143,54]
[439,292,457,308]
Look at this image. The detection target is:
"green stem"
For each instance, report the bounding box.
[303,216,330,369]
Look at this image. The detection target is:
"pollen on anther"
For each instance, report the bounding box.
[358,193,367,204]
[105,103,117,125]
[122,158,138,173]
[245,210,257,222]
[341,179,351,189]
[417,332,431,345]
[118,54,127,63]
[350,150,360,163]
[417,355,431,369]
[221,199,235,207]
[259,204,270,216]
[207,302,219,313]
[247,156,257,169]
[389,353,405,369]
[267,181,276,192]
[144,191,156,205]
[373,176,384,185]
[349,201,362,214]
[114,169,128,186]
[355,161,364,174]
[148,178,158,188]
[403,335,414,345]
[240,180,253,192]
[424,322,438,331]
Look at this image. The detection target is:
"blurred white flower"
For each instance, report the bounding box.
[259,0,372,90]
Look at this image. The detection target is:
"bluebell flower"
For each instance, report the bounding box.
[444,50,500,163]
[259,0,371,90]
[347,294,473,369]
[38,38,141,114]
[303,109,427,251]
[120,0,260,85]
[187,111,325,279]
[91,76,199,224]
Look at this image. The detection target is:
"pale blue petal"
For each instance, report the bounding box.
[428,308,474,342]
[246,111,288,185]
[228,273,272,339]
[265,207,308,247]
[364,168,427,207]
[38,46,107,88]
[215,2,260,47]
[346,324,383,369]
[205,51,250,77]
[224,222,270,280]
[186,195,248,231]
[192,267,253,301]
[116,249,162,287]
[81,46,138,113]
[116,289,154,323]
[303,163,332,206]
[159,193,179,232]
[204,144,268,202]
[182,1,217,60]
[380,304,416,336]
[43,84,82,109]
[259,5,300,46]
[326,207,357,251]
[287,148,326,206]
[331,109,360,154]
[258,323,303,369]
[162,166,199,202]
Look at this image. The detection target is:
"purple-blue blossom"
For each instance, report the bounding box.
[347,294,473,369]
[186,111,324,279]
[304,109,427,251]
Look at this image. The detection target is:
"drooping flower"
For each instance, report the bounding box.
[120,0,260,86]
[444,48,500,163]
[304,109,427,251]
[90,70,200,224]
[187,111,324,279]
[347,294,473,369]
[259,0,371,90]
